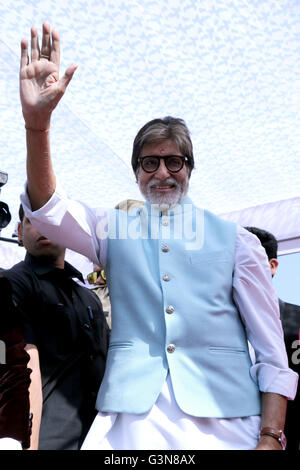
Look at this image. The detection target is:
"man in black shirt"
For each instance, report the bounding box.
[3,205,109,450]
[245,226,300,450]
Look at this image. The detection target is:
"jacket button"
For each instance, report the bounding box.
[167,344,176,353]
[163,274,170,281]
[166,306,174,314]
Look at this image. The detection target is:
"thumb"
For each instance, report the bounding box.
[60,64,78,90]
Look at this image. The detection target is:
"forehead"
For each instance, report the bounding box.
[141,139,180,156]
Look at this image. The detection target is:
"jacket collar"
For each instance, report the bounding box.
[24,252,84,283]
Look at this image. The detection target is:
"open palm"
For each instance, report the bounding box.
[20,23,77,128]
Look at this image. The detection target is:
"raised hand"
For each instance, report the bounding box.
[20,22,77,130]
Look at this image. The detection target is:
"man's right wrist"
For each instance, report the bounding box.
[23,113,51,132]
[25,125,50,132]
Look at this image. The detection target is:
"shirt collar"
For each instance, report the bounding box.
[24,252,84,283]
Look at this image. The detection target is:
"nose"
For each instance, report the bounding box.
[154,159,171,179]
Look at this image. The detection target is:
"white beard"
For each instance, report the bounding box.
[139,177,189,210]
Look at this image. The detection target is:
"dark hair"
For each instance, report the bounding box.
[244,226,278,260]
[131,116,194,176]
[19,204,25,223]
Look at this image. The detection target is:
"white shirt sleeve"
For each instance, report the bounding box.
[233,226,298,400]
[20,180,109,268]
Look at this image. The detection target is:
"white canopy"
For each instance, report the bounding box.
[0,0,299,246]
[221,197,300,254]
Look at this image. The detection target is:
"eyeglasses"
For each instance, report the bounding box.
[137,155,189,173]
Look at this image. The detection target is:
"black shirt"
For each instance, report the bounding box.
[3,253,109,450]
[279,299,300,450]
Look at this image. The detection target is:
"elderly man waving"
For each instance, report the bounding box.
[19,23,297,450]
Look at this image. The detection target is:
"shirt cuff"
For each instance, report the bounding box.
[20,180,69,226]
[20,180,107,267]
[250,362,299,400]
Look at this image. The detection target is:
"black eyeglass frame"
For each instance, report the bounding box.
[137,155,189,173]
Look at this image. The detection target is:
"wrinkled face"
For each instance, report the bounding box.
[18,217,65,261]
[137,139,189,208]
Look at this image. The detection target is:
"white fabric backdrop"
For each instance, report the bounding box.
[0,0,299,240]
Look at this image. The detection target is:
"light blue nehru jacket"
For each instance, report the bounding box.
[95,197,261,418]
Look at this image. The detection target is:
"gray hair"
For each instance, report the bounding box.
[131,116,194,176]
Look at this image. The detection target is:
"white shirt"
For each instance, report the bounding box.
[21,184,298,449]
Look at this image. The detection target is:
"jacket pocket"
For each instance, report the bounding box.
[108,341,133,350]
[209,346,246,355]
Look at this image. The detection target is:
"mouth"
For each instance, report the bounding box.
[37,235,52,245]
[151,184,176,192]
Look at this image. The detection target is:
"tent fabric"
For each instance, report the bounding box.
[220,197,300,254]
[0,0,299,242]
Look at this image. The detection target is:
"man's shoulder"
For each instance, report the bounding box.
[279,298,300,315]
[3,260,29,279]
[202,207,238,232]
[279,298,300,342]
[2,259,38,299]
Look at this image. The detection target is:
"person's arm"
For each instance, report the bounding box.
[20,23,110,266]
[232,227,298,450]
[24,344,42,450]
[254,392,287,450]
[20,22,77,210]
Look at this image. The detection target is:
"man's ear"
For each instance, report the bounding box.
[269,258,279,276]
[17,222,23,246]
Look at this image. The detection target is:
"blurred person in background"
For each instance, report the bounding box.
[2,205,109,449]
[245,226,300,450]
[0,276,32,450]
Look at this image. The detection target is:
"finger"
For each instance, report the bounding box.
[59,64,78,90]
[20,38,29,68]
[41,22,51,59]
[50,28,60,68]
[30,26,40,62]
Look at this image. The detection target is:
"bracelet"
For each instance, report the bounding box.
[25,125,50,132]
